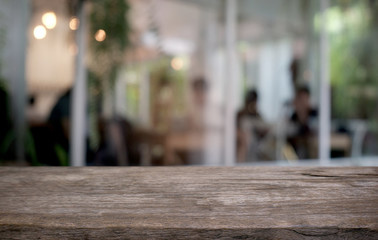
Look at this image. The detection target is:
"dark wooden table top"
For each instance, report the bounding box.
[0,167,377,239]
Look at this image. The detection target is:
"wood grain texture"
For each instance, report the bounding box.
[0,167,377,239]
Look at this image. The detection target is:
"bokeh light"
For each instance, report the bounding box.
[95,29,106,42]
[69,17,79,30]
[171,57,184,70]
[33,25,47,40]
[42,12,57,29]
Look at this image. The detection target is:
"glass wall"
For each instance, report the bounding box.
[327,0,378,164]
[0,0,377,166]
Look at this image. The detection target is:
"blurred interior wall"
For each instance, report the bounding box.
[27,0,75,121]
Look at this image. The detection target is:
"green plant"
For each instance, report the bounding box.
[88,0,130,85]
[326,0,378,119]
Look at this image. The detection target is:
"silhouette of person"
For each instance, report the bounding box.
[287,86,318,159]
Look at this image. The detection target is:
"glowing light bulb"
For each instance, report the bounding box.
[69,17,79,30]
[95,29,106,42]
[171,57,184,70]
[42,11,57,29]
[33,25,47,40]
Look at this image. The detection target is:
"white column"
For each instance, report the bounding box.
[224,0,237,166]
[70,0,88,166]
[1,0,29,162]
[139,67,150,127]
[319,0,331,165]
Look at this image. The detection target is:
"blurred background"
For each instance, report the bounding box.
[0,0,377,166]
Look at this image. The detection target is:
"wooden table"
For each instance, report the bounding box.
[0,167,377,239]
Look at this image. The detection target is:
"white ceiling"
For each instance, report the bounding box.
[128,0,309,57]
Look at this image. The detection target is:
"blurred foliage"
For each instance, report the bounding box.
[88,0,130,84]
[326,0,378,119]
[149,58,187,129]
[121,58,188,130]
[86,0,131,149]
[54,144,69,166]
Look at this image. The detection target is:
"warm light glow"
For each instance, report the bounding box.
[42,12,57,29]
[171,57,184,70]
[95,29,106,42]
[33,25,47,40]
[69,17,79,30]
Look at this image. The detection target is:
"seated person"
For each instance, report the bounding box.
[164,78,209,165]
[287,86,318,159]
[236,90,268,162]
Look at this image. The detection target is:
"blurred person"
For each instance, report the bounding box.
[290,58,300,88]
[164,77,209,165]
[47,89,96,166]
[287,86,318,159]
[91,116,134,166]
[0,80,13,161]
[48,89,71,151]
[44,89,72,165]
[236,89,268,162]
[189,77,208,130]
